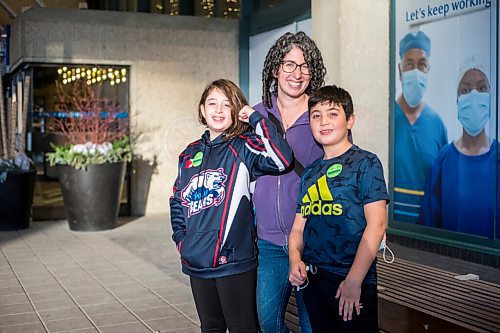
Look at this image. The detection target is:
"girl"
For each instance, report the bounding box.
[169,79,293,332]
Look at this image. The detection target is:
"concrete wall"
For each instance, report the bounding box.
[11,7,239,214]
[312,0,390,181]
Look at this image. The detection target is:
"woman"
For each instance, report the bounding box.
[252,31,326,333]
[420,58,498,238]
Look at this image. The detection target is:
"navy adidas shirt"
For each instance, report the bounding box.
[296,145,389,284]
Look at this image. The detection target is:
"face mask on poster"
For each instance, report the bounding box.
[457,90,490,137]
[401,69,428,108]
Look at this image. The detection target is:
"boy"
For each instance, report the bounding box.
[288,85,389,332]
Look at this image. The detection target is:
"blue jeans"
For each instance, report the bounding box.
[257,239,311,333]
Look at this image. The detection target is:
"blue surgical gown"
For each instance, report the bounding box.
[394,103,448,223]
[420,141,499,238]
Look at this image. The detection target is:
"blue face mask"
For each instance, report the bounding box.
[457,90,490,137]
[401,69,428,108]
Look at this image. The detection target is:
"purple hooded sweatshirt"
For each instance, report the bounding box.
[253,94,323,246]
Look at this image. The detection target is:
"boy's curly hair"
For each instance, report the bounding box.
[262,31,327,109]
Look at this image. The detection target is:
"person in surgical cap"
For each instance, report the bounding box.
[394,30,448,224]
[420,57,498,238]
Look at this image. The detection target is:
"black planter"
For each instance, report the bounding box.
[0,169,36,231]
[57,162,126,231]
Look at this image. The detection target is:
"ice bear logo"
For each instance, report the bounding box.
[181,168,227,217]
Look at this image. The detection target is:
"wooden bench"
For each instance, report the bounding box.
[285,291,300,332]
[378,255,500,333]
[285,255,500,333]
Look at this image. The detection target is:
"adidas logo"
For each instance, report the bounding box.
[300,175,343,216]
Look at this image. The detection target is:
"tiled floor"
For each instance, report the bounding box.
[0,216,199,333]
[2,215,500,333]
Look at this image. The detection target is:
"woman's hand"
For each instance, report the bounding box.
[289,259,308,288]
[238,105,255,123]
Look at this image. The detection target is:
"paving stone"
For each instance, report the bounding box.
[122,296,170,311]
[88,311,138,326]
[0,285,24,296]
[98,322,152,333]
[44,316,94,332]
[0,302,34,315]
[33,297,76,311]
[0,312,40,327]
[146,315,198,332]
[133,305,182,321]
[0,322,46,333]
[81,302,128,316]
[38,306,86,321]
[28,289,68,302]
[0,293,29,306]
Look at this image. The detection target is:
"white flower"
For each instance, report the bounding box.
[97,142,113,154]
[72,144,87,154]
[72,142,113,155]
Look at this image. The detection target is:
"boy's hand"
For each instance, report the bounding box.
[335,278,362,321]
[238,105,255,123]
[289,260,308,287]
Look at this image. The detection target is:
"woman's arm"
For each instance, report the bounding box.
[288,213,308,287]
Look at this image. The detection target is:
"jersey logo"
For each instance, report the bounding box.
[185,151,204,169]
[300,175,343,216]
[181,168,227,217]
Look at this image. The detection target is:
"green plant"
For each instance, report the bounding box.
[45,79,132,170]
[47,136,132,170]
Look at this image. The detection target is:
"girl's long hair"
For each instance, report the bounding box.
[198,79,251,141]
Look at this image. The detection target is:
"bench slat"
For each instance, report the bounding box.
[377,255,500,333]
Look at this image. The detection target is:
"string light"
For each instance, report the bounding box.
[56,66,129,86]
[200,0,215,17]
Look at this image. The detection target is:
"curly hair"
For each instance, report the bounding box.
[262,31,327,109]
[198,79,251,142]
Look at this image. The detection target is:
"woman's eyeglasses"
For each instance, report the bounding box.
[281,61,310,75]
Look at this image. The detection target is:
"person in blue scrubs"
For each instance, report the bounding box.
[394,31,448,223]
[421,58,498,238]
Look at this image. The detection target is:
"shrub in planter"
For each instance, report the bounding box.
[45,79,132,231]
